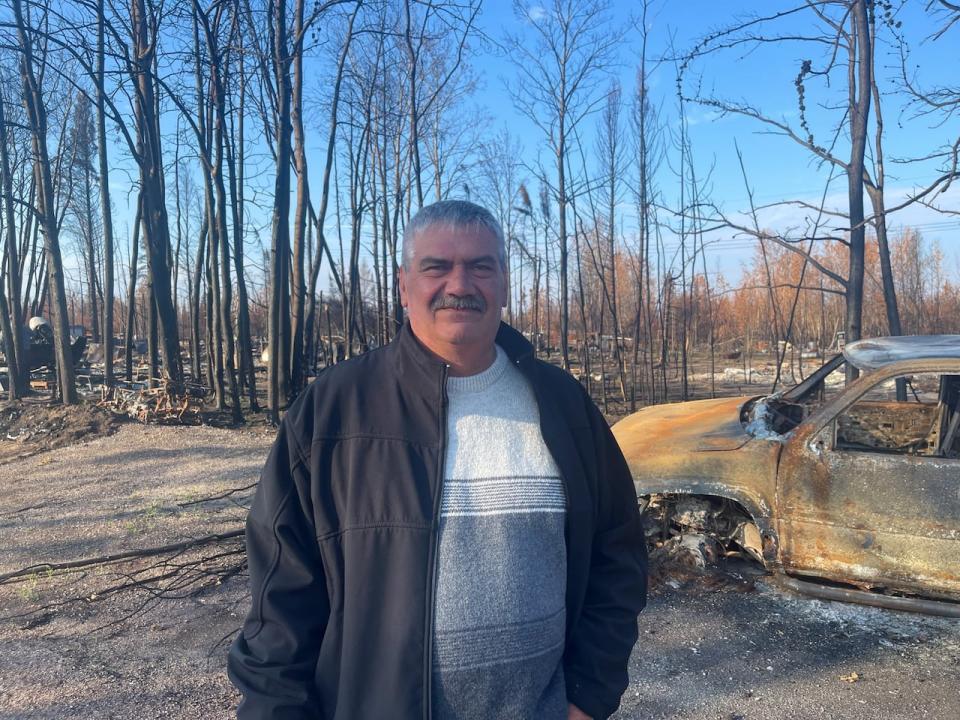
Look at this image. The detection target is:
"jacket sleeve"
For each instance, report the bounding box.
[227,417,329,719]
[565,399,648,720]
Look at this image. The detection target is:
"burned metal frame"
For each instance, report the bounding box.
[778,358,960,602]
[792,358,960,447]
[781,353,845,404]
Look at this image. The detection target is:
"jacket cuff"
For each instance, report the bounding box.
[566,671,620,720]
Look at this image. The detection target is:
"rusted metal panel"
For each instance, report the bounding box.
[778,359,960,601]
[614,396,756,455]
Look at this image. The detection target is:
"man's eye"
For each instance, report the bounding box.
[472,264,494,274]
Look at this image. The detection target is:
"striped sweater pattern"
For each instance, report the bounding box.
[431,345,568,720]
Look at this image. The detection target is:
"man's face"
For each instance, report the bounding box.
[398,222,508,363]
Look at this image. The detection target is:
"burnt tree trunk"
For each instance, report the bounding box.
[190,215,207,383]
[844,0,872,382]
[96,0,116,387]
[131,0,182,384]
[304,3,356,370]
[225,37,257,410]
[14,0,77,403]
[267,0,292,423]
[0,91,26,398]
[288,0,308,397]
[124,201,142,381]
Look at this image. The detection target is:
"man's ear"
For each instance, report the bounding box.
[398,265,409,308]
[500,265,509,308]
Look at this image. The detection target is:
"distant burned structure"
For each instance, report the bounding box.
[1,317,87,372]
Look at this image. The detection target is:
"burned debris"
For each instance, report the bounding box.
[22,318,88,372]
[0,318,86,392]
[98,380,206,424]
[0,318,215,425]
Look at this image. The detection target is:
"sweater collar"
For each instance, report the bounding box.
[446,345,509,394]
[392,321,535,390]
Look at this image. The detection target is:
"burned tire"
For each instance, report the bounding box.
[643,494,766,570]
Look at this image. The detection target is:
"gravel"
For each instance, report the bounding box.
[0,422,274,720]
[614,575,960,720]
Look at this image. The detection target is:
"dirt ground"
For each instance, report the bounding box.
[0,414,273,719]
[2,392,958,719]
[0,400,121,465]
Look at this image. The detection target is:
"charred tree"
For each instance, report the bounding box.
[96,0,116,387]
[267,0,293,423]
[288,0,309,397]
[130,0,182,384]
[0,90,26,398]
[303,2,357,375]
[124,200,142,381]
[13,0,77,403]
[507,0,621,371]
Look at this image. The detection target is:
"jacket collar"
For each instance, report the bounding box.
[495,322,535,365]
[392,321,447,397]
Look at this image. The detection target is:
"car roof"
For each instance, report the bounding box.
[843,335,960,371]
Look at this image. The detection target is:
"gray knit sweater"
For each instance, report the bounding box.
[431,345,568,720]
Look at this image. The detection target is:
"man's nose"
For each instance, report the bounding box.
[445,263,472,295]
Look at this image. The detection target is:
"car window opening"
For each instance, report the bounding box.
[834,373,960,457]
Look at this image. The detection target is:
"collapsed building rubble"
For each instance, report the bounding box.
[23,318,88,370]
[0,319,211,424]
[0,318,87,392]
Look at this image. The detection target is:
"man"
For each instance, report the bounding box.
[228,200,647,720]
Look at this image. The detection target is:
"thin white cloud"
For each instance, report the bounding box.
[685,109,724,127]
[726,183,960,242]
[527,5,547,22]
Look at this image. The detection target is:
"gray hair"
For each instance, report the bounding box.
[402,200,506,270]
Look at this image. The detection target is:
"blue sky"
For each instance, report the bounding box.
[472,0,960,281]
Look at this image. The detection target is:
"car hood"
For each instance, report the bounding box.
[612,396,757,459]
[612,396,779,518]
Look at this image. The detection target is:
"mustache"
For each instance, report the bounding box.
[431,294,486,312]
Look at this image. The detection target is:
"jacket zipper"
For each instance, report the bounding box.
[423,363,448,720]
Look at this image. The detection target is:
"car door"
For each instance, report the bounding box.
[776,360,960,599]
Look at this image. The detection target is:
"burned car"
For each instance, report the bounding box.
[613,335,960,614]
